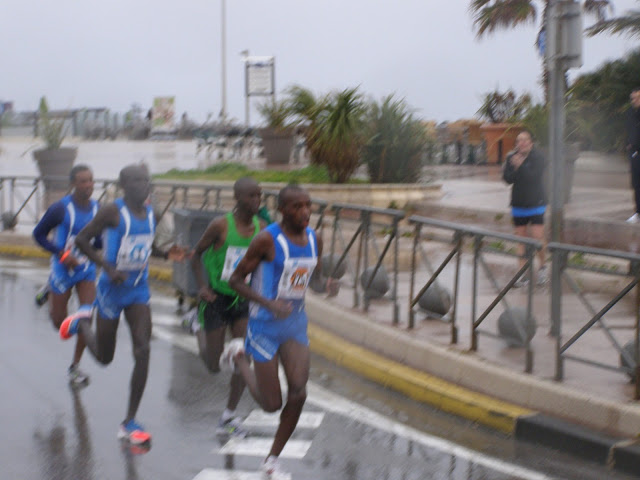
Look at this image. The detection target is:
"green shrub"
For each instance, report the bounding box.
[362,96,429,183]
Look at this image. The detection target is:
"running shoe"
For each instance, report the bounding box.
[219,338,245,373]
[181,307,199,334]
[118,419,152,446]
[216,415,247,438]
[35,285,50,307]
[59,305,92,340]
[68,364,90,388]
[261,455,286,479]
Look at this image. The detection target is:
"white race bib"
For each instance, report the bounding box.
[277,257,317,300]
[221,246,248,281]
[116,234,153,271]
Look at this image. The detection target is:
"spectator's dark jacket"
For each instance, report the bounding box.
[502,148,547,208]
[627,107,640,152]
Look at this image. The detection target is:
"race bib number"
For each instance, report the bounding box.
[116,234,153,271]
[221,246,248,281]
[277,257,316,300]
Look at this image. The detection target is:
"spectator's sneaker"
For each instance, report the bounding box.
[513,278,529,289]
[536,266,549,286]
[59,305,92,340]
[35,285,50,307]
[219,338,245,373]
[118,419,151,446]
[68,364,90,388]
[216,415,247,437]
[627,213,640,224]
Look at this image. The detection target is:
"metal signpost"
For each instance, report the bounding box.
[242,55,275,127]
[546,1,582,338]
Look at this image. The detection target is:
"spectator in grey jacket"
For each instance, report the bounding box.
[503,130,548,287]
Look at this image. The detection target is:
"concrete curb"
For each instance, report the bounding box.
[2,244,640,475]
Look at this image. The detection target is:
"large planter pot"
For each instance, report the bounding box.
[33,146,78,191]
[259,128,294,166]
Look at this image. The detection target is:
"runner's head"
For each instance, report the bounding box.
[278,184,311,233]
[119,164,151,206]
[234,177,261,216]
[69,164,94,201]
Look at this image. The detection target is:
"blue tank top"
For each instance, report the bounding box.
[101,198,155,287]
[249,223,317,322]
[51,195,99,273]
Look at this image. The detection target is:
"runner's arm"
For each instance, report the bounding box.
[75,203,119,274]
[32,202,65,255]
[190,216,225,296]
[229,231,292,318]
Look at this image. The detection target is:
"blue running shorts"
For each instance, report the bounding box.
[245,312,309,363]
[49,264,97,295]
[96,276,150,320]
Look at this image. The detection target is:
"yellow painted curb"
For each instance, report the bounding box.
[308,323,533,434]
[0,244,49,259]
[149,265,172,283]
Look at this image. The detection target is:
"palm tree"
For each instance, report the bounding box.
[469,1,612,99]
[586,1,640,37]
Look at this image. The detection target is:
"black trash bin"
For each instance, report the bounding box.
[171,208,226,299]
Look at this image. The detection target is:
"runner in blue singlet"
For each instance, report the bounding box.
[224,184,339,478]
[32,164,100,387]
[58,164,187,449]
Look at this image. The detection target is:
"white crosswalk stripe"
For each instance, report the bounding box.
[218,437,312,459]
[192,469,291,480]
[242,410,324,430]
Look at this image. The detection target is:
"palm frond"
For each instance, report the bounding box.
[582,0,614,22]
[470,0,537,38]
[586,10,640,38]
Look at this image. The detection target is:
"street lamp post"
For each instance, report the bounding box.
[240,50,250,127]
[546,0,582,346]
[220,0,227,120]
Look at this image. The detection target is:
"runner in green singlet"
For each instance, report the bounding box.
[190,177,264,436]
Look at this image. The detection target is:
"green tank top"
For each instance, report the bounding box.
[203,211,260,297]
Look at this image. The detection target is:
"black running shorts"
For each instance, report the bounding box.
[198,292,249,332]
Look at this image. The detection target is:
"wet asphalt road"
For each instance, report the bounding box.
[0,257,636,480]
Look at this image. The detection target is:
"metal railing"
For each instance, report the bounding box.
[548,242,640,399]
[408,215,542,373]
[2,175,640,397]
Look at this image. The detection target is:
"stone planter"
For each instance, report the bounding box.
[33,146,77,206]
[259,128,294,166]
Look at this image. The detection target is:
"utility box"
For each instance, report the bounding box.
[546,1,583,70]
[171,208,226,299]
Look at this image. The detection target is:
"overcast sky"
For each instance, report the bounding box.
[2,0,638,125]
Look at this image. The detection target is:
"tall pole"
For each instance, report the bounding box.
[549,1,565,338]
[220,0,227,120]
[241,50,250,127]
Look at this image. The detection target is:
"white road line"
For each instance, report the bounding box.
[242,410,324,429]
[192,469,291,480]
[153,324,555,480]
[219,437,312,459]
